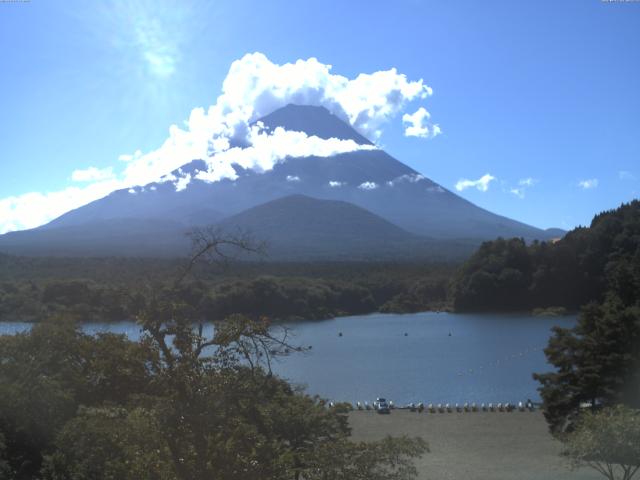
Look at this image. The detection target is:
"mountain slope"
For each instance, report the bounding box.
[0,218,190,257]
[217,194,416,260]
[39,160,222,231]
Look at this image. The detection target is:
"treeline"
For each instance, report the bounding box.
[0,261,454,322]
[0,280,146,322]
[450,200,640,312]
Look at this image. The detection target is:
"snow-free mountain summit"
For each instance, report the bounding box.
[0,104,561,259]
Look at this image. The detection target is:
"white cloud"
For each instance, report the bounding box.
[328,181,345,187]
[0,180,123,234]
[358,181,379,190]
[402,107,440,138]
[426,185,445,193]
[387,173,425,187]
[218,52,432,140]
[195,126,377,183]
[118,152,139,162]
[510,188,525,199]
[174,173,191,192]
[286,175,301,182]
[183,52,433,148]
[619,170,636,181]
[455,174,496,192]
[71,166,115,182]
[118,116,213,187]
[508,177,538,199]
[578,178,599,189]
[518,177,536,187]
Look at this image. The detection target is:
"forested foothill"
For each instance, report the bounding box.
[450,200,640,313]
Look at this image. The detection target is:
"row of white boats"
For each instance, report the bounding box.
[345,401,536,412]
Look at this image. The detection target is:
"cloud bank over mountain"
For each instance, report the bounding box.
[194,126,376,184]
[0,53,438,234]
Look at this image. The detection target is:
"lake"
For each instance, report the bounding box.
[0,312,575,405]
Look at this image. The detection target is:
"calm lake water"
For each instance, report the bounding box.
[0,312,575,405]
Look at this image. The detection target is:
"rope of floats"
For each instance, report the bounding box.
[335,330,546,379]
[327,401,538,412]
[455,345,543,377]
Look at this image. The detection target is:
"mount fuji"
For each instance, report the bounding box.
[0,104,561,259]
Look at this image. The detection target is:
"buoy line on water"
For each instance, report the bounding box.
[335,332,545,380]
[453,344,545,378]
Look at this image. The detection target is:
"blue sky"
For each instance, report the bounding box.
[1,0,639,232]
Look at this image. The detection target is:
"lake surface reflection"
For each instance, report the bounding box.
[0,312,575,405]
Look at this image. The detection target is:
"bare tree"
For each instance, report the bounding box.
[175,226,267,287]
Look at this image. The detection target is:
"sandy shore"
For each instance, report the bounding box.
[349,410,601,480]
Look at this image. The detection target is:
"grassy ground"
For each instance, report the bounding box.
[349,410,602,480]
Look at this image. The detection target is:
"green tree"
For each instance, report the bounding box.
[563,405,640,480]
[0,320,88,478]
[0,431,14,479]
[534,298,640,433]
[0,320,154,478]
[42,406,173,480]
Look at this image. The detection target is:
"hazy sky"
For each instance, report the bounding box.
[1,0,639,232]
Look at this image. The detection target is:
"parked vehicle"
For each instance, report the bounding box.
[373,397,391,414]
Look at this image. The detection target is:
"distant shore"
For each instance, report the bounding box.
[348,410,599,480]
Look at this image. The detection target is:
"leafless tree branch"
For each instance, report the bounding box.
[175,226,267,287]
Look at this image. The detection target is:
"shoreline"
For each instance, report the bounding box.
[0,306,579,325]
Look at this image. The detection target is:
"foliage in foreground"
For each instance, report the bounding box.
[563,405,640,480]
[0,316,426,480]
